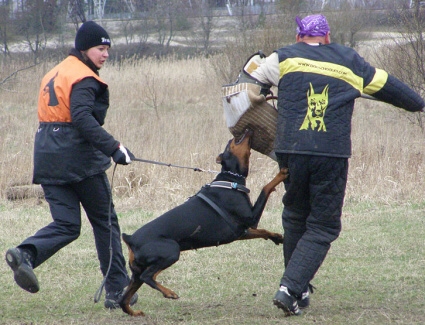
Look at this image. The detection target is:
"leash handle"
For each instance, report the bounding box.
[360,93,377,101]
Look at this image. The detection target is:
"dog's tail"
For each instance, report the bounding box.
[122,233,136,270]
[122,233,132,246]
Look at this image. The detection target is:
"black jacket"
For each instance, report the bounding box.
[275,42,424,158]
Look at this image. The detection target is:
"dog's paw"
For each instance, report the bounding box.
[269,233,284,245]
[279,168,289,180]
[163,290,179,299]
[132,310,146,317]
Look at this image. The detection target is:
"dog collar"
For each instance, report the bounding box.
[207,181,250,194]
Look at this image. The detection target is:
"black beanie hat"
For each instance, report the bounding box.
[75,21,111,51]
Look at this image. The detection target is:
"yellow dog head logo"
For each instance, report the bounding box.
[299,83,329,132]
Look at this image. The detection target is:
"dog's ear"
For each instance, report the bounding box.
[216,154,223,164]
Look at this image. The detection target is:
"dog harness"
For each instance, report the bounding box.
[196,182,250,232]
[196,192,244,234]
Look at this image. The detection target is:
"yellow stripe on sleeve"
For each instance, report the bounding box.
[363,68,388,95]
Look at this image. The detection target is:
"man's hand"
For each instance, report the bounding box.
[112,145,135,165]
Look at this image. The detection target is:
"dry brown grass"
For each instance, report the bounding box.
[1,54,425,213]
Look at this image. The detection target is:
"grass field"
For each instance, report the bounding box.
[1,41,425,324]
[1,200,425,325]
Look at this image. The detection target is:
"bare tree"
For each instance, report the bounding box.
[68,0,87,27]
[187,0,216,57]
[0,1,11,56]
[93,0,107,19]
[0,64,39,88]
[326,7,373,48]
[138,65,168,119]
[13,0,51,64]
[371,5,425,132]
[120,20,137,45]
[276,0,306,12]
[150,0,185,56]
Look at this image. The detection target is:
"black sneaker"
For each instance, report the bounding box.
[104,288,138,309]
[5,247,39,293]
[298,284,315,309]
[273,285,301,316]
[297,290,310,309]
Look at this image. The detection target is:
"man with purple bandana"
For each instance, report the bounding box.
[295,14,330,37]
[251,14,424,316]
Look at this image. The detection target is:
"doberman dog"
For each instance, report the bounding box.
[119,130,288,316]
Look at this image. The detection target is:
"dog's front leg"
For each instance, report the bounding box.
[262,168,288,197]
[239,228,283,245]
[141,267,180,299]
[152,270,180,299]
[250,168,288,225]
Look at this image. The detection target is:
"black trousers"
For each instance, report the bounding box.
[19,172,129,293]
[276,153,348,296]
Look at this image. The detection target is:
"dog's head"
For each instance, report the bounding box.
[216,129,253,177]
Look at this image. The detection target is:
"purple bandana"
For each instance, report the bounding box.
[296,14,330,37]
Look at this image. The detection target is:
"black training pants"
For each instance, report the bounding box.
[19,172,130,293]
[276,153,348,296]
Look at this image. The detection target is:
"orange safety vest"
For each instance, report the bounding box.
[38,56,107,122]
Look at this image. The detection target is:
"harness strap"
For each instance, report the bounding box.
[196,193,241,233]
[196,193,227,220]
[206,181,250,193]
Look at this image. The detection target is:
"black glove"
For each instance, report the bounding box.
[112,144,135,165]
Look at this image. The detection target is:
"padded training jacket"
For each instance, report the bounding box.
[275,42,425,158]
[33,51,119,184]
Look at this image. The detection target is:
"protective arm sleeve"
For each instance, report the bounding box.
[370,74,424,112]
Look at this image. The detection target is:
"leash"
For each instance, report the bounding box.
[132,157,219,174]
[94,163,118,304]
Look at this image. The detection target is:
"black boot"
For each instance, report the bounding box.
[104,288,138,309]
[5,247,39,293]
